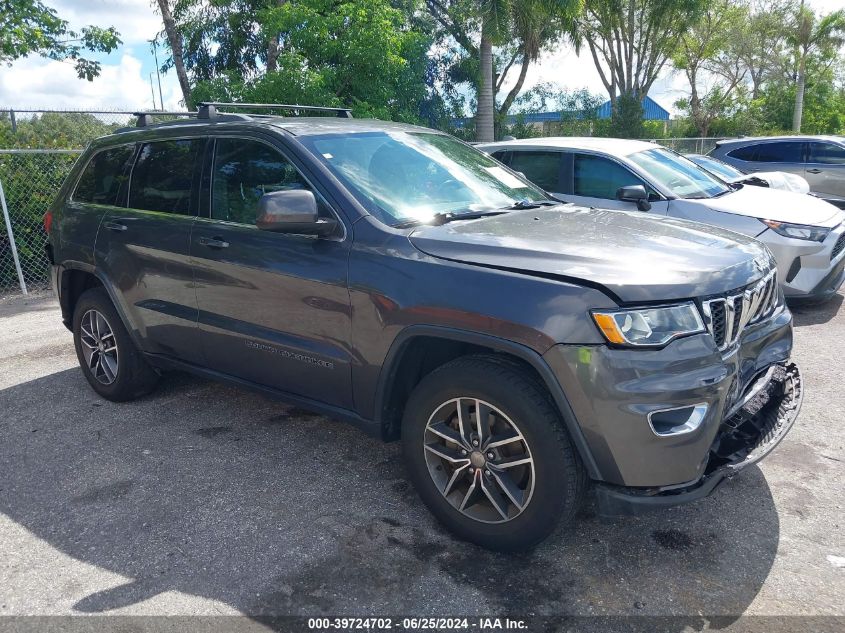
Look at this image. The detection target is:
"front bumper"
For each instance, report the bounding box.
[593,362,802,515]
[762,223,845,299]
[544,305,794,488]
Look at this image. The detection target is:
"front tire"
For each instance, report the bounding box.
[72,287,159,401]
[401,355,586,551]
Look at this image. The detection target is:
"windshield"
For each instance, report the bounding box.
[629,148,731,199]
[299,131,548,226]
[688,155,744,180]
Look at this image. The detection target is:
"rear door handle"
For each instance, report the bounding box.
[103,221,127,232]
[807,168,822,174]
[198,236,230,249]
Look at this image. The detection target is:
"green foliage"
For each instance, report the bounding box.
[0,0,120,80]
[188,0,434,122]
[609,92,645,138]
[0,112,127,150]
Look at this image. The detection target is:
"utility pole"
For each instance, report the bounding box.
[149,73,158,110]
[150,38,165,111]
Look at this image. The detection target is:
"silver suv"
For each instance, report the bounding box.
[710,136,845,209]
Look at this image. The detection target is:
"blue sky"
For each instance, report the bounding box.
[0,0,841,115]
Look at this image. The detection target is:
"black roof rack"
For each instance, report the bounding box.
[197,102,353,119]
[133,111,195,128]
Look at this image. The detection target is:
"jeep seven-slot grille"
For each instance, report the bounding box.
[832,233,845,262]
[703,270,779,351]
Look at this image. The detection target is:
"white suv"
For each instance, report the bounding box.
[480,137,845,301]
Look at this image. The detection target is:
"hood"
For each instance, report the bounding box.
[695,184,843,227]
[729,171,810,194]
[409,205,774,304]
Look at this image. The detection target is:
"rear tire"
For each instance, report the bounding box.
[401,355,586,551]
[72,287,159,402]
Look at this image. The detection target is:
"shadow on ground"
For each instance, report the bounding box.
[0,366,780,623]
[789,293,844,327]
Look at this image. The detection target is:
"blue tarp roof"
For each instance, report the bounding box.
[452,95,670,127]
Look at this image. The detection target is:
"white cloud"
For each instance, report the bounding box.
[0,53,182,111]
[47,0,164,46]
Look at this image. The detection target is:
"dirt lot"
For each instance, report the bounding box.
[0,290,843,628]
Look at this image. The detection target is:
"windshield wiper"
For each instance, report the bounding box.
[431,210,510,225]
[503,199,559,210]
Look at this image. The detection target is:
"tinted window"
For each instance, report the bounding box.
[73,145,135,205]
[212,139,312,224]
[808,142,845,165]
[128,139,205,214]
[574,154,645,199]
[726,145,757,161]
[508,151,562,191]
[749,142,803,163]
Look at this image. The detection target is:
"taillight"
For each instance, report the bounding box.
[43,210,53,234]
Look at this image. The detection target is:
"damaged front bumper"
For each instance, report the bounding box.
[594,362,803,516]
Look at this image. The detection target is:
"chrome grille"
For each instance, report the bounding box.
[702,271,779,351]
[832,233,845,262]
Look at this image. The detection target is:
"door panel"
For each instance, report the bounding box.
[191,137,353,408]
[806,142,845,198]
[95,138,206,363]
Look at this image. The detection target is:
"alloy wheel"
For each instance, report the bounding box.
[423,397,535,524]
[79,309,119,385]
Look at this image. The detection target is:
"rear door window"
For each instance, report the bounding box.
[574,154,646,199]
[507,151,562,191]
[128,139,206,215]
[747,142,803,163]
[807,142,845,165]
[73,145,135,206]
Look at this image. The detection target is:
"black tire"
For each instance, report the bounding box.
[401,355,586,551]
[72,287,159,402]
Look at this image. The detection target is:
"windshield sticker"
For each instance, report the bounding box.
[483,166,528,189]
[322,153,334,159]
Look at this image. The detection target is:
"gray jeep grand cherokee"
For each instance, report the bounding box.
[44,104,803,551]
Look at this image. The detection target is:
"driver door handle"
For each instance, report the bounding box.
[198,236,230,249]
[103,221,127,232]
[806,168,822,174]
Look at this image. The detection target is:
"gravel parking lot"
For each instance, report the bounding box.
[0,291,843,628]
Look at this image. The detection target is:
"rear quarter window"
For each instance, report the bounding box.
[73,145,135,205]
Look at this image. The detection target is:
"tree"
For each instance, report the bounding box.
[578,0,704,135]
[156,0,192,107]
[184,0,433,122]
[733,0,793,100]
[788,3,845,132]
[0,0,120,80]
[673,0,749,137]
[426,0,581,142]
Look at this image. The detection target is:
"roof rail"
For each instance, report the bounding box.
[197,102,353,119]
[133,111,195,128]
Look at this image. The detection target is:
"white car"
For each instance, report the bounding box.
[685,153,810,194]
[480,137,845,300]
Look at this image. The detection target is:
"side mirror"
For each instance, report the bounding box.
[616,184,652,211]
[255,190,338,236]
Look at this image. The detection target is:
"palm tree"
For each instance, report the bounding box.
[475,0,581,142]
[789,3,845,132]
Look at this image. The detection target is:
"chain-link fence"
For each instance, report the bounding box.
[0,150,82,293]
[645,137,729,155]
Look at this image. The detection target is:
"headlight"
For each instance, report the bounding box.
[592,303,705,347]
[761,219,829,242]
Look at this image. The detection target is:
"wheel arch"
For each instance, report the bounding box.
[58,264,143,351]
[374,325,601,480]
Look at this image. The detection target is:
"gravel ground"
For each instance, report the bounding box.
[0,290,843,628]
